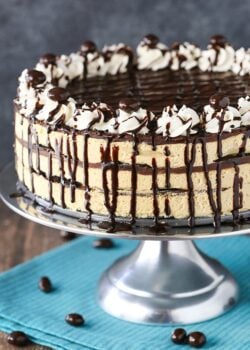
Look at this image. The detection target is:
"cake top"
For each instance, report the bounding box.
[16,34,250,138]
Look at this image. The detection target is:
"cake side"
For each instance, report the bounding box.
[15,110,250,225]
[13,34,250,228]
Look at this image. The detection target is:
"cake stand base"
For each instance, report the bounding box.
[98,240,239,325]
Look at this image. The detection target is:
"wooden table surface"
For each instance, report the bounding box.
[0,200,65,349]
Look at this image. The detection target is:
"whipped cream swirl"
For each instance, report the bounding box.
[157,105,200,137]
[199,35,235,72]
[232,48,250,76]
[67,102,115,132]
[116,106,153,134]
[35,54,65,86]
[36,89,76,125]
[238,96,250,125]
[100,44,133,75]
[18,69,49,116]
[170,42,201,71]
[80,42,132,77]
[137,34,170,71]
[57,53,84,86]
[203,104,241,133]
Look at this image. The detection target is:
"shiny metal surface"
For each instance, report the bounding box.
[0,163,246,324]
[99,240,239,324]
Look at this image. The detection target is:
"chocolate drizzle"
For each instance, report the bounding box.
[67,131,78,203]
[164,146,171,217]
[209,35,228,67]
[100,138,114,230]
[80,41,97,80]
[83,134,92,221]
[239,129,250,155]
[184,132,196,227]
[232,164,241,222]
[101,141,120,231]
[164,146,171,188]
[111,145,119,227]
[54,137,66,208]
[40,53,57,83]
[130,154,137,226]
[200,137,217,220]
[152,158,160,225]
[48,150,54,203]
[27,123,34,192]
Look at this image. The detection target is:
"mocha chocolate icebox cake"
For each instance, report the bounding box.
[14,34,250,231]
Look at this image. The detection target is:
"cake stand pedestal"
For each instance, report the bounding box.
[1,163,249,325]
[99,240,238,324]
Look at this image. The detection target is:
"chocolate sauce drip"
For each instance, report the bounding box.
[100,138,119,232]
[239,176,243,210]
[232,164,242,223]
[130,154,137,225]
[55,138,66,208]
[83,134,93,221]
[27,124,34,192]
[67,132,78,203]
[129,134,138,156]
[164,146,171,188]
[80,41,97,81]
[148,115,157,151]
[164,146,171,216]
[184,133,196,227]
[215,162,222,227]
[111,145,119,226]
[217,116,227,225]
[152,158,160,224]
[200,137,217,220]
[239,129,250,155]
[209,35,227,67]
[48,150,54,204]
[34,131,40,173]
[208,94,230,227]
[83,56,88,81]
[165,198,171,216]
[20,116,25,182]
[47,104,62,123]
[40,53,57,84]
[45,125,54,204]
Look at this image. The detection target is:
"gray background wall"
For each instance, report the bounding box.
[1,0,250,166]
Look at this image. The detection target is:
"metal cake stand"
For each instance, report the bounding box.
[1,163,250,325]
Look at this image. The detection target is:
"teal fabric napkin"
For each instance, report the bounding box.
[0,235,249,350]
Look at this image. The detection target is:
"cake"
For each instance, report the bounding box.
[14,34,250,231]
